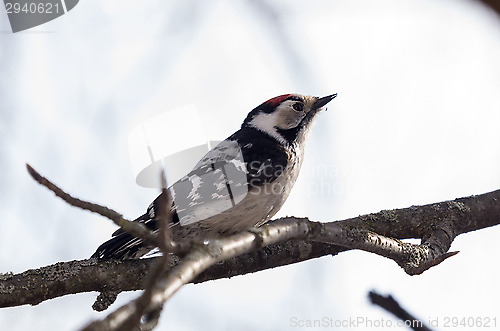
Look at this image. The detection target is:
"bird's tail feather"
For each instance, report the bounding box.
[90,213,153,259]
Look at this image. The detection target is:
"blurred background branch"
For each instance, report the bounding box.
[369,291,432,331]
[478,0,500,16]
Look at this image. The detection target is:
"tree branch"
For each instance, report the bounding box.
[25,164,158,246]
[84,174,180,330]
[1,188,499,310]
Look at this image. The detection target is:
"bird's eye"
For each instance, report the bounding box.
[292,102,304,112]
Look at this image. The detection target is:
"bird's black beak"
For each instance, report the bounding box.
[313,94,337,110]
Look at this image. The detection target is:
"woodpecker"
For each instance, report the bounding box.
[91,93,337,259]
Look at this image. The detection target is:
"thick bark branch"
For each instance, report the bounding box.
[1,189,499,309]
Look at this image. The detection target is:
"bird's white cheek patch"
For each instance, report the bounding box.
[248,112,287,145]
[281,113,304,129]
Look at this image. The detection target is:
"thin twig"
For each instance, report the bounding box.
[26,164,158,246]
[156,172,191,256]
[85,219,311,330]
[84,172,191,330]
[86,174,178,330]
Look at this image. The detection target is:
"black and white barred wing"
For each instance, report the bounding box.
[170,139,249,226]
[91,140,249,259]
[91,137,287,259]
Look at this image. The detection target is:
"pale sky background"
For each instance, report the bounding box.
[1,0,500,330]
